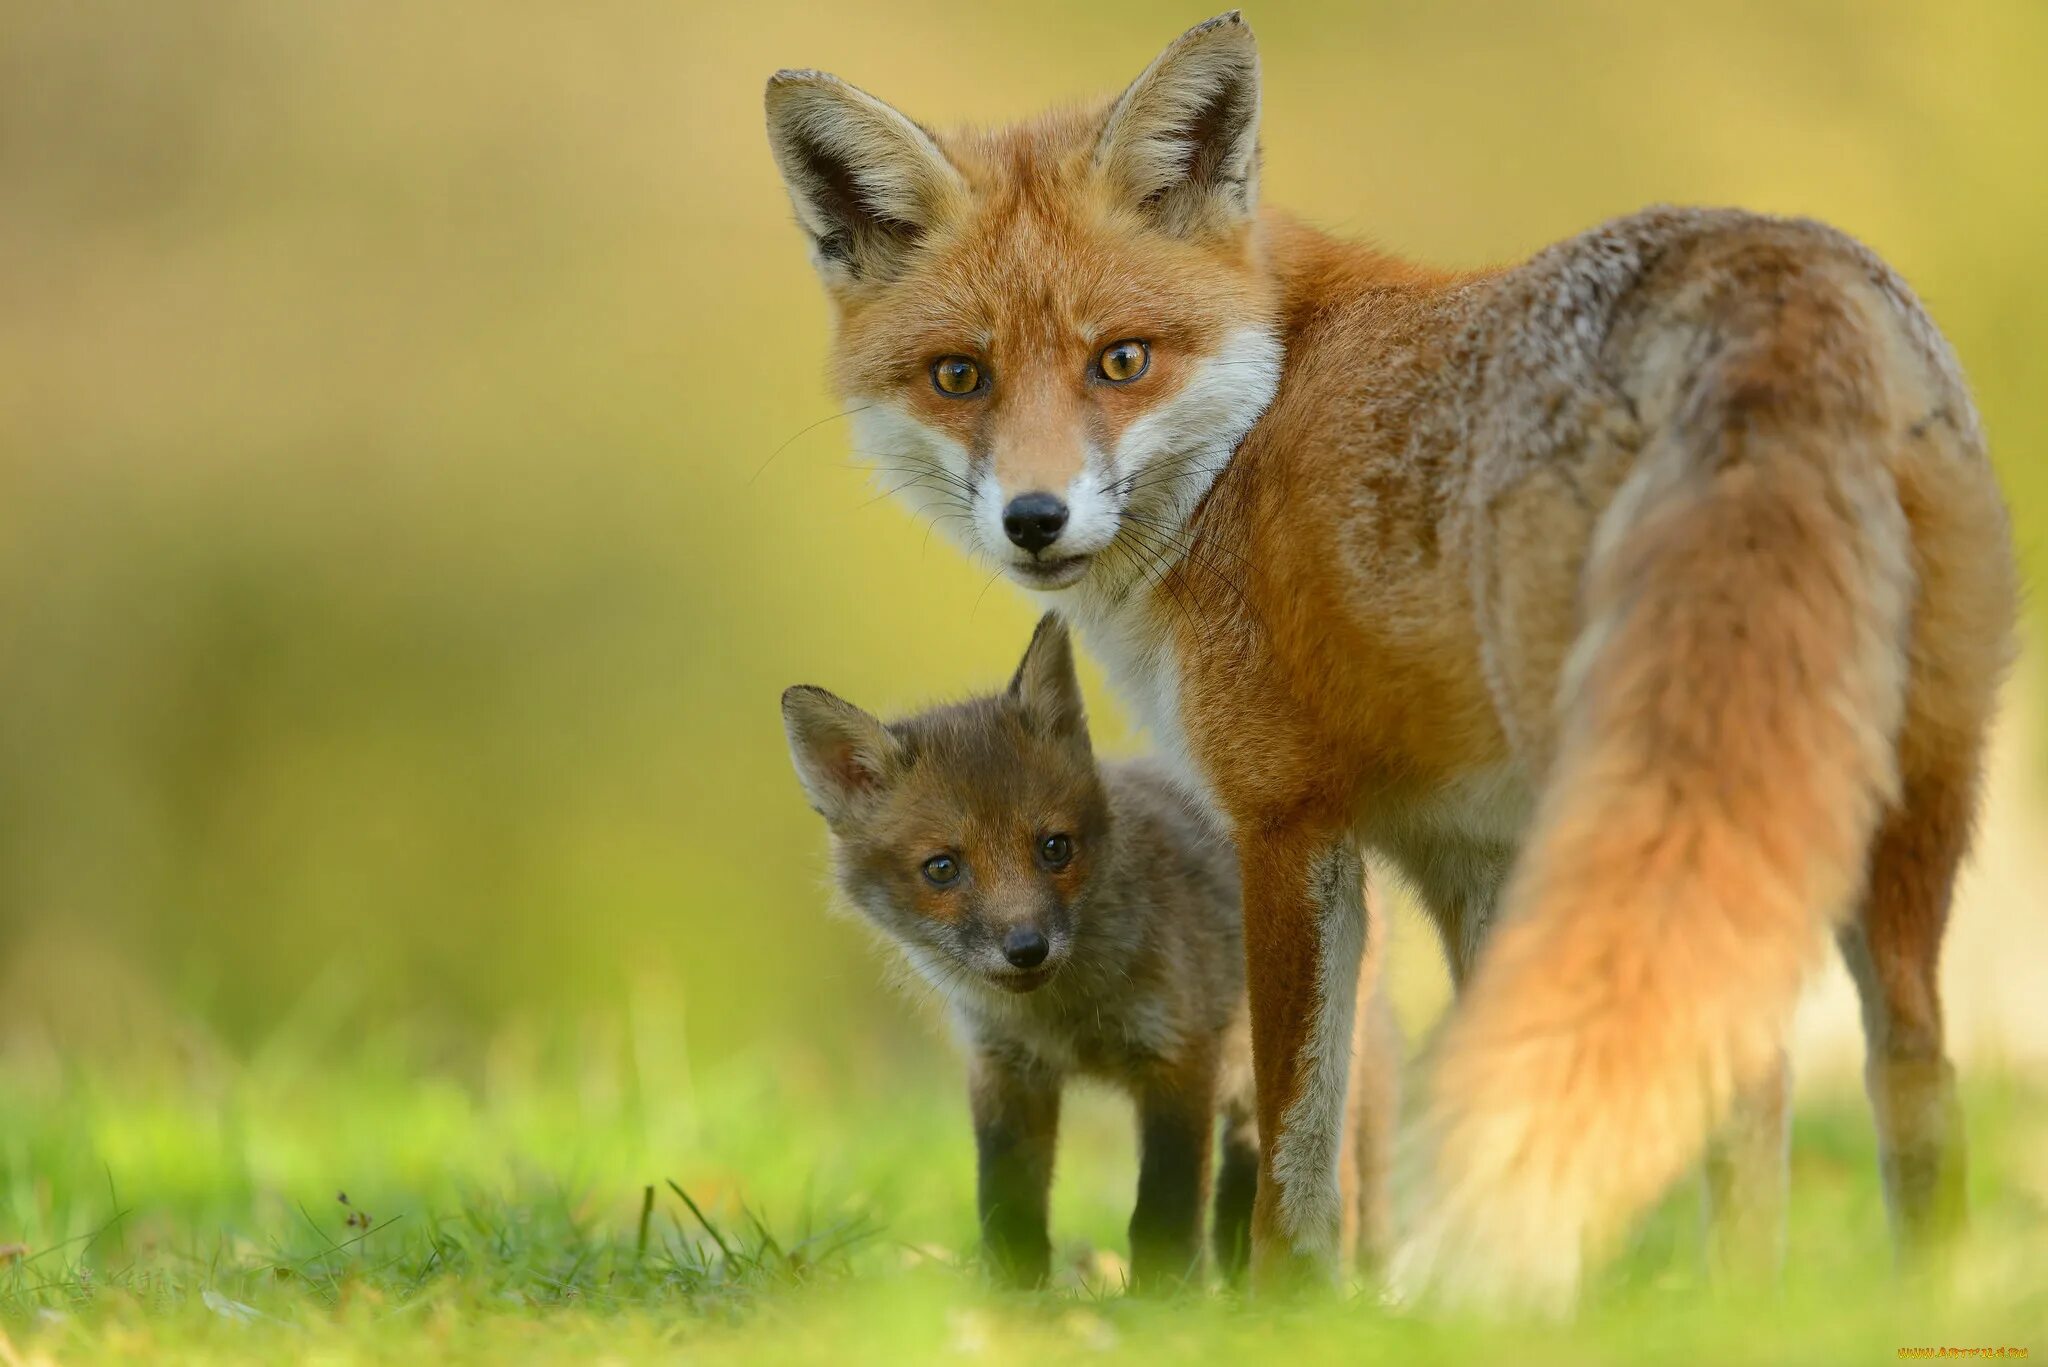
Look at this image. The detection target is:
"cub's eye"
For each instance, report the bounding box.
[1038,834,1074,868]
[930,356,984,397]
[922,854,961,886]
[1095,339,1150,384]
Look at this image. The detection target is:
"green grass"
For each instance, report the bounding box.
[3,1036,2045,1364]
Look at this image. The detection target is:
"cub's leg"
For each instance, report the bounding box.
[1130,1034,1222,1292]
[969,1046,1061,1288]
[1240,826,1365,1288]
[1211,1017,1260,1284]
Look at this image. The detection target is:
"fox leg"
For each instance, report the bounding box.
[1701,1048,1792,1282]
[1838,767,1975,1259]
[1240,827,1365,1288]
[1211,1107,1260,1284]
[968,1047,1061,1288]
[1833,433,2010,1263]
[1347,976,1403,1276]
[1129,1036,1221,1292]
[1388,837,1514,990]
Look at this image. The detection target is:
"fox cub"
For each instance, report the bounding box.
[783,615,1397,1290]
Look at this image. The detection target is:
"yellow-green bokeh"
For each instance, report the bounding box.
[2,0,2043,1068]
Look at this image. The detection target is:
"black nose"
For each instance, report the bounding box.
[1002,926,1050,969]
[1002,493,1068,553]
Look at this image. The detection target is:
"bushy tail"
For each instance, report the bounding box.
[1396,400,1916,1312]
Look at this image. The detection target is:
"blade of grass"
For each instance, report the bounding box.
[666,1181,734,1265]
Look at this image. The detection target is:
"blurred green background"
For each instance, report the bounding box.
[2,0,2044,1086]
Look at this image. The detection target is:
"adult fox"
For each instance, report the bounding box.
[764,12,2016,1307]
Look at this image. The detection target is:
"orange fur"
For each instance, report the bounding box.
[767,13,2018,1306]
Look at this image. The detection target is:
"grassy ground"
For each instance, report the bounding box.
[3,5,2045,1362]
[3,1036,2044,1364]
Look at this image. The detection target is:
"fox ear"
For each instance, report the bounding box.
[764,70,966,284]
[782,685,902,821]
[1095,12,1260,239]
[1009,614,1089,746]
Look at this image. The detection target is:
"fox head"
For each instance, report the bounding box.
[782,615,1111,996]
[765,13,1280,597]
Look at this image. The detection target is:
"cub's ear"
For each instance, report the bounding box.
[1095,12,1260,238]
[782,685,903,821]
[1008,614,1089,746]
[764,69,967,284]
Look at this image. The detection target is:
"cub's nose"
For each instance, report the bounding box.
[1002,926,1050,969]
[1002,493,1068,553]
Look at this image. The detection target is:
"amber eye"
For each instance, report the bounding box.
[922,854,961,886]
[931,356,984,397]
[1095,340,1149,384]
[1038,834,1074,868]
